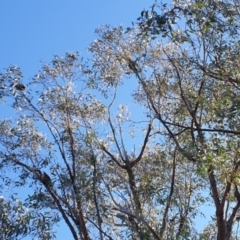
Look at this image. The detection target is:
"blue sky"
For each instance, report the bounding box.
[1,1,151,78]
[0,1,158,239]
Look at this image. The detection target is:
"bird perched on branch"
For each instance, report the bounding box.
[127,58,141,73]
[15,83,25,91]
[34,169,52,187]
[41,172,52,186]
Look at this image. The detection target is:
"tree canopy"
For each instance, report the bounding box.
[1,1,240,240]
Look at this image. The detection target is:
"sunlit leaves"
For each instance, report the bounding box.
[0,196,30,240]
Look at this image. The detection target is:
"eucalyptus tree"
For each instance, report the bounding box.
[88,25,209,239]
[0,40,208,240]
[0,46,206,239]
[2,1,240,239]
[129,0,240,239]
[0,55,109,240]
[86,1,240,239]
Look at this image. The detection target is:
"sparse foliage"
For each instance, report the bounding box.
[1,1,240,240]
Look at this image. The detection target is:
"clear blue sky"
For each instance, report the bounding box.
[0,1,159,239]
[0,0,151,78]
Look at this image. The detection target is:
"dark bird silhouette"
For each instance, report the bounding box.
[127,58,140,73]
[15,83,25,91]
[34,169,52,187]
[41,172,52,186]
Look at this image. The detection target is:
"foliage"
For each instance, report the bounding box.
[1,1,240,240]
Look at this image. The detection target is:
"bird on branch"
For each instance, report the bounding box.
[15,83,25,91]
[42,172,52,186]
[127,58,141,73]
[34,169,52,187]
